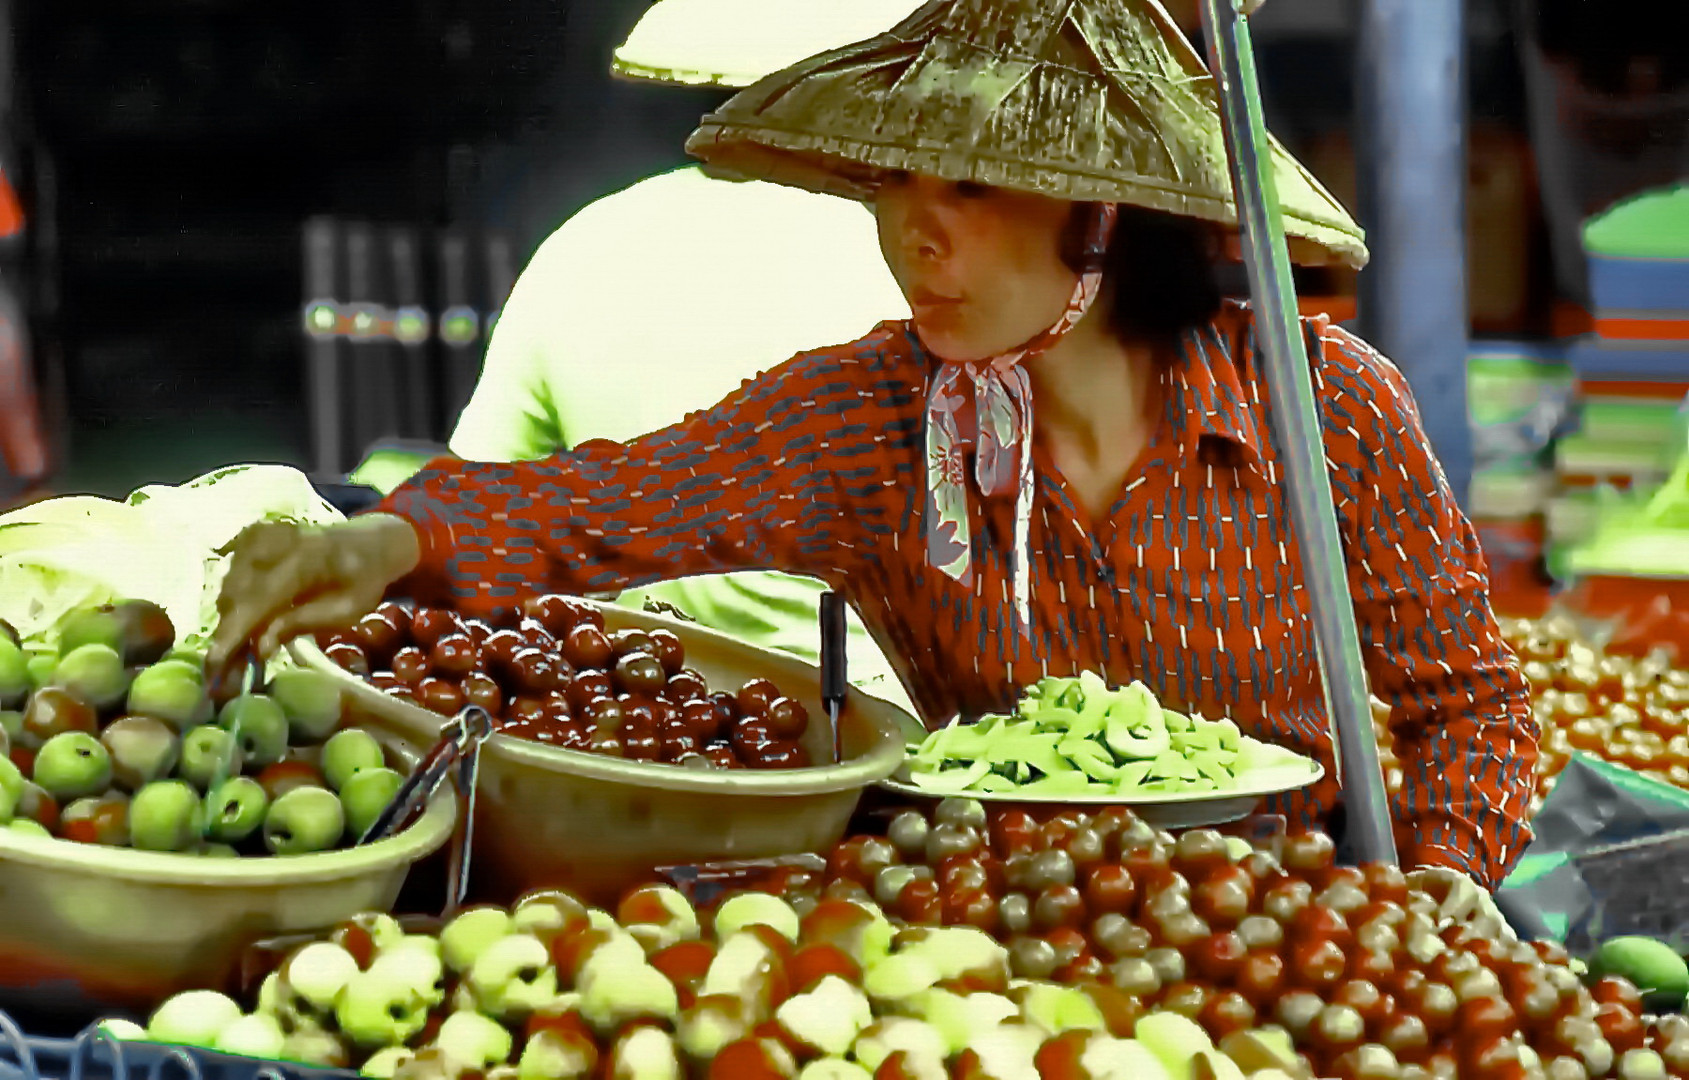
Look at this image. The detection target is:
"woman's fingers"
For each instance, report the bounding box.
[255,590,367,659]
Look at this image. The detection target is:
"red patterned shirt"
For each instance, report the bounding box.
[382,301,1538,887]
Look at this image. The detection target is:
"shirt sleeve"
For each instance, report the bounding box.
[377,337,901,624]
[1317,322,1540,889]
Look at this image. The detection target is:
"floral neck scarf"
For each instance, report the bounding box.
[921,203,1119,634]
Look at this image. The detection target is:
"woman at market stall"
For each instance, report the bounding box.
[211,0,1537,906]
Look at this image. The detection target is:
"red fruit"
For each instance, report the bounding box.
[1033,1031,1093,1080]
[1082,984,1143,1037]
[787,944,861,993]
[897,879,942,925]
[1083,863,1138,915]
[1235,951,1288,1006]
[990,809,1042,857]
[1159,981,1213,1019]
[1198,991,1258,1039]
[255,760,326,801]
[1593,976,1645,1012]
[1189,931,1248,983]
[1123,846,1175,892]
[1289,904,1353,949]
[551,926,622,983]
[1290,938,1348,989]
[941,888,1000,935]
[650,940,716,1004]
[708,1037,797,1080]
[1332,980,1391,1026]
[826,836,899,887]
[1191,865,1255,927]
[1596,1002,1647,1054]
[1054,954,1106,985]
[1044,927,1091,967]
[1362,862,1410,904]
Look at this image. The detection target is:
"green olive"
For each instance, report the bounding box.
[1091,913,1152,960]
[933,796,987,831]
[924,823,981,865]
[1027,849,1076,890]
[1108,957,1161,998]
[887,811,930,858]
[997,893,1032,936]
[1145,947,1186,985]
[1007,936,1059,980]
[874,865,920,908]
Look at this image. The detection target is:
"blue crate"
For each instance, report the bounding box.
[1565,336,1689,379]
[1589,254,1689,317]
[0,1013,358,1080]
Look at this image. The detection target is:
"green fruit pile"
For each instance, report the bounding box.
[0,602,405,856]
[117,889,1314,1080]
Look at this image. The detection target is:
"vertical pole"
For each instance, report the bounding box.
[1354,0,1472,503]
[1198,0,1398,866]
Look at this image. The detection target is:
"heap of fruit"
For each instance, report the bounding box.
[740,799,1685,1080]
[0,601,405,855]
[1502,615,1689,801]
[905,673,1314,798]
[317,596,818,770]
[123,884,1316,1080]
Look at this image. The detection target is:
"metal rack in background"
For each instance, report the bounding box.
[301,218,519,478]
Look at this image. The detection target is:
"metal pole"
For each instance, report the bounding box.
[1354,0,1472,504]
[1197,0,1398,866]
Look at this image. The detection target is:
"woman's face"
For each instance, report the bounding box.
[874,171,1082,362]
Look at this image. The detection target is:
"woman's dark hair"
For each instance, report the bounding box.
[1059,203,1224,343]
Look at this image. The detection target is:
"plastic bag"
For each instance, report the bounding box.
[1496,754,1689,954]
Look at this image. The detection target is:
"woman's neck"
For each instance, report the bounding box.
[1028,312,1160,455]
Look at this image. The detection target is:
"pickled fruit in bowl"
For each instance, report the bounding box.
[315,596,821,771]
[0,600,415,856]
[120,884,1317,1080]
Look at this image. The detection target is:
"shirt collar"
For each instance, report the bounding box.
[1167,302,1270,463]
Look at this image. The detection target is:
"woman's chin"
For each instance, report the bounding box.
[913,318,993,365]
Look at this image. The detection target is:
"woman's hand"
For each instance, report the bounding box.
[208,513,422,670]
[1406,867,1518,941]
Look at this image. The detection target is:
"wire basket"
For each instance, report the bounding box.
[0,1012,356,1080]
[1566,825,1689,956]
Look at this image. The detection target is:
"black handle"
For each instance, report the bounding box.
[820,591,848,707]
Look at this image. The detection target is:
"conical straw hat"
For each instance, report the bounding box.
[686,0,1368,268]
[613,0,929,89]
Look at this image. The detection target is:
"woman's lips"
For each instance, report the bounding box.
[911,288,962,309]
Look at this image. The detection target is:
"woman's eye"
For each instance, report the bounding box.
[955,181,989,199]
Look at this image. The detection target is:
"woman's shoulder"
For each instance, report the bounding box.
[1218,300,1413,406]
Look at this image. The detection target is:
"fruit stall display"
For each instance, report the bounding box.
[112,797,1688,1080]
[122,880,1314,1080]
[0,600,407,855]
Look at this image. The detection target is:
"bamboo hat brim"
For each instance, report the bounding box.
[613,0,929,89]
[685,0,1368,268]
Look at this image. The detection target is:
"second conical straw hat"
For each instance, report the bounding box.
[613,0,929,89]
[686,0,1367,268]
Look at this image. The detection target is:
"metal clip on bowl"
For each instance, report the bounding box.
[820,591,848,766]
[357,704,497,914]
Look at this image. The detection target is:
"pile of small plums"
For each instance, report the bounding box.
[759,801,1683,1080]
[1499,616,1689,806]
[314,596,814,770]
